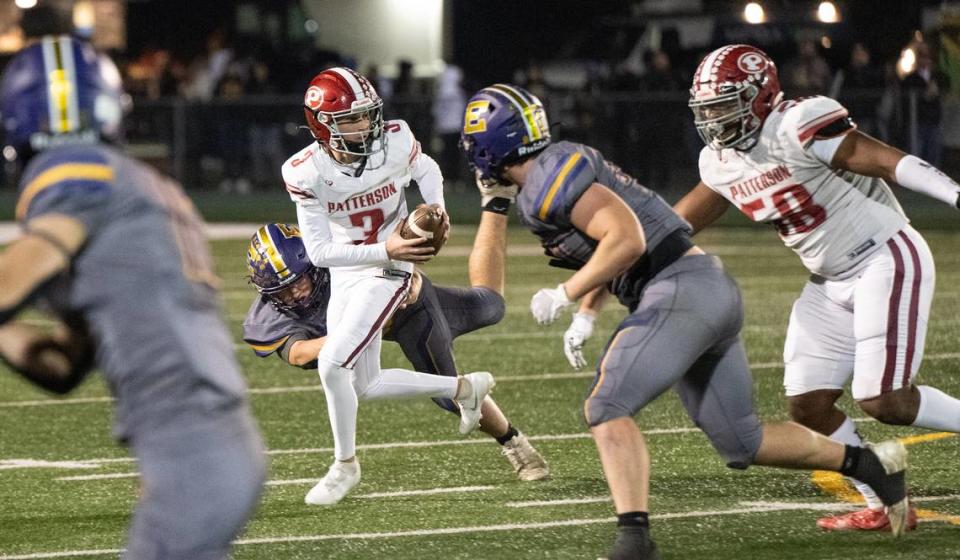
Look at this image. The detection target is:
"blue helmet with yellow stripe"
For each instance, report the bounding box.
[460,83,551,181]
[0,35,125,160]
[247,223,328,317]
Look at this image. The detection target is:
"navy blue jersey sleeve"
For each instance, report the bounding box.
[242,298,321,358]
[16,148,114,228]
[526,147,596,227]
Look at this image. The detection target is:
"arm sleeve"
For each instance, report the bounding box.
[411,150,445,208]
[296,203,390,267]
[894,155,960,207]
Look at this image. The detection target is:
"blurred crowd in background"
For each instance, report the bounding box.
[2,8,957,197]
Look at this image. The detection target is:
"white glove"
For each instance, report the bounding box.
[530,284,574,325]
[476,171,518,206]
[563,312,595,370]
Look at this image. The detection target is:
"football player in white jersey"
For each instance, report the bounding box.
[282,67,495,505]
[675,44,960,532]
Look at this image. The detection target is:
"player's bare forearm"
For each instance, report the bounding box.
[830,130,904,182]
[832,130,960,206]
[673,182,729,235]
[0,214,86,324]
[0,322,93,394]
[566,184,646,300]
[287,336,327,367]
[578,286,609,316]
[469,211,509,295]
[564,236,643,300]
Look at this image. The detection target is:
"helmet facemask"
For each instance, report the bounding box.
[690,83,762,151]
[254,267,327,319]
[310,100,385,158]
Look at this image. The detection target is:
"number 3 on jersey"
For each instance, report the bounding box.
[349,208,385,244]
[739,184,826,235]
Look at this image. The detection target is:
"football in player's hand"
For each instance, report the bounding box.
[400,204,447,255]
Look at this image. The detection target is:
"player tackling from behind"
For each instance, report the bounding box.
[243,222,548,481]
[283,67,494,505]
[675,44,960,532]
[460,83,911,560]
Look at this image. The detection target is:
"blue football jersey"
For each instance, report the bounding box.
[17,144,247,439]
[516,141,694,306]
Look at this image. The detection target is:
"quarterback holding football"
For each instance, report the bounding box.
[281,67,494,505]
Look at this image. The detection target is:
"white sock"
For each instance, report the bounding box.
[358,368,458,401]
[317,360,359,461]
[828,417,883,510]
[912,385,960,432]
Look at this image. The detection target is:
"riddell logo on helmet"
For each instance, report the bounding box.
[737,52,767,74]
[304,86,324,109]
[518,139,550,156]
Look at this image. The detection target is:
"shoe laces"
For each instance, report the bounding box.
[502,437,535,470]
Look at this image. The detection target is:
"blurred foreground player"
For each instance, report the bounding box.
[243,222,548,481]
[0,36,265,559]
[460,83,911,560]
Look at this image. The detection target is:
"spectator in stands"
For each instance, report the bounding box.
[784,39,831,97]
[215,71,250,194]
[431,63,468,185]
[831,43,887,139]
[637,49,686,188]
[902,42,950,166]
[246,60,286,190]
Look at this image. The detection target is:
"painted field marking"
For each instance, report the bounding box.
[39,429,697,475]
[0,499,915,560]
[811,431,960,526]
[7,350,960,410]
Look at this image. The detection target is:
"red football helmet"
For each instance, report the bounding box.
[689,44,782,150]
[302,67,385,157]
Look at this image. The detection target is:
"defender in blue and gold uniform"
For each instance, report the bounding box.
[461,84,913,559]
[243,223,549,481]
[0,36,265,559]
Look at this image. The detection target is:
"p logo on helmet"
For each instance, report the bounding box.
[737,52,768,74]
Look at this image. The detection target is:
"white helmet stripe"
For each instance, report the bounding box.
[329,67,366,101]
[484,84,536,140]
[58,36,80,132]
[698,45,732,85]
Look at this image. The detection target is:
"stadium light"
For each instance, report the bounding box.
[73,2,95,30]
[15,0,38,9]
[744,2,766,24]
[898,47,916,77]
[817,2,840,23]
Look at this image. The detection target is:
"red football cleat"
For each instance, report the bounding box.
[817,507,918,532]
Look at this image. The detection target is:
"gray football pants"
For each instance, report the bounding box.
[584,255,763,469]
[124,402,266,559]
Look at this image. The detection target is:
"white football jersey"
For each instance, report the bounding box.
[699,96,908,279]
[283,119,423,247]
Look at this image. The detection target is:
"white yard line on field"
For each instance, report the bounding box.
[0,498,941,560]
[29,429,698,474]
[7,351,960,410]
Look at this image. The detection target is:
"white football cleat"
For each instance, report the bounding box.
[305,460,361,506]
[456,372,495,435]
[502,432,550,481]
[867,440,909,537]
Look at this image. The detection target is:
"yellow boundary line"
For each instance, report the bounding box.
[811,432,960,525]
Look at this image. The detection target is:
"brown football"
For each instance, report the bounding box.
[399,204,447,255]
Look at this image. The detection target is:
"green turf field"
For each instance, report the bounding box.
[0,226,958,559]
